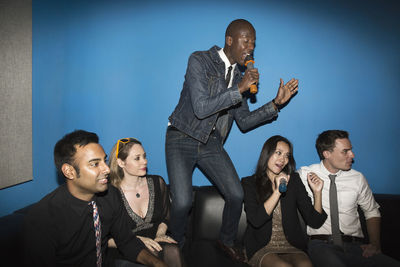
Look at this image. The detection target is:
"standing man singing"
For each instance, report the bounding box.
[165,19,298,262]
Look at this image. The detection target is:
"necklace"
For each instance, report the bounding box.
[121,176,146,199]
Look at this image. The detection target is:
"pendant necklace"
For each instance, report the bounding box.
[133,176,146,198]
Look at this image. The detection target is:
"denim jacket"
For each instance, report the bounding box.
[169,45,278,144]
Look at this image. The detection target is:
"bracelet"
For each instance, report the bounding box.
[272,99,280,112]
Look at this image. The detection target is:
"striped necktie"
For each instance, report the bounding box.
[89,201,102,267]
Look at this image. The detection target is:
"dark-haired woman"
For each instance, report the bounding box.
[242,136,327,267]
[107,138,185,267]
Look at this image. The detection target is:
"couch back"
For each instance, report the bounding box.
[191,186,307,244]
[191,186,248,243]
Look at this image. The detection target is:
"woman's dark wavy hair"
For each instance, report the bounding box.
[254,135,296,203]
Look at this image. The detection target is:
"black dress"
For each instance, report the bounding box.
[119,175,170,239]
[108,175,171,264]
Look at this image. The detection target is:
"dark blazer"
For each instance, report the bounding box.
[242,172,327,259]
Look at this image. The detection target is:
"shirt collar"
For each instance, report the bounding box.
[218,48,237,72]
[320,160,343,177]
[63,184,97,216]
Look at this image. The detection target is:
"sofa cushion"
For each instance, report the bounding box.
[192,186,247,243]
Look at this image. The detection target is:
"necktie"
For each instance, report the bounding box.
[89,201,102,267]
[215,66,232,136]
[329,174,343,247]
[225,66,232,87]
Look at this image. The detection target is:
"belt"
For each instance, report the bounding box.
[310,234,364,243]
[168,124,218,138]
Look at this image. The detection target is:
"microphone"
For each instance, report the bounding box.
[278,178,287,193]
[244,54,258,94]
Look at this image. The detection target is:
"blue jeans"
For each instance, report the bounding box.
[165,126,243,246]
[308,239,400,267]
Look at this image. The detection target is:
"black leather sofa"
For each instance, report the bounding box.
[1,186,399,267]
[182,186,400,267]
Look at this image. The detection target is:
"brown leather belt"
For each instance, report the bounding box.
[310,234,364,243]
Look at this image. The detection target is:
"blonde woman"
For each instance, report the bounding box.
[108,138,184,267]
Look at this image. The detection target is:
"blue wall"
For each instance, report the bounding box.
[1,0,399,216]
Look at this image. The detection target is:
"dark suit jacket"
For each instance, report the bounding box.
[242,172,327,259]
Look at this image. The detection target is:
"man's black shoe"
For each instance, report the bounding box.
[216,240,245,262]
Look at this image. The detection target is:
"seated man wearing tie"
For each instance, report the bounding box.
[23,130,167,267]
[298,130,399,267]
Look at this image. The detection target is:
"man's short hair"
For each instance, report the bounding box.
[316,130,349,160]
[225,19,254,37]
[54,130,99,174]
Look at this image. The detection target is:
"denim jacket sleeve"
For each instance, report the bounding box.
[186,53,243,119]
[233,96,278,132]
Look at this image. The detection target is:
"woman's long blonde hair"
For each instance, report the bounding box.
[108,138,142,188]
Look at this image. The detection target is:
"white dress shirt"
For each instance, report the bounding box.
[218,49,236,88]
[298,161,380,238]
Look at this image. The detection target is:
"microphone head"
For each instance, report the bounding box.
[244,54,254,62]
[278,178,287,193]
[245,54,255,68]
